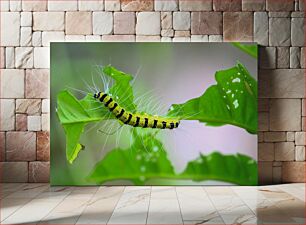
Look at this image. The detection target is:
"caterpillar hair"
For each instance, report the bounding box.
[93,91,180,130]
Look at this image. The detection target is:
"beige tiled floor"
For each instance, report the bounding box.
[0,183,305,224]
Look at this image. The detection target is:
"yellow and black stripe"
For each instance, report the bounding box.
[94,92,180,129]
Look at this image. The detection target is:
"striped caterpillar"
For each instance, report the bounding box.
[93,91,180,129]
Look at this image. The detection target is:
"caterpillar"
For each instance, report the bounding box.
[93,91,180,129]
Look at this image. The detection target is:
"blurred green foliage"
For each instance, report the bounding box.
[89,130,258,185]
[168,63,258,134]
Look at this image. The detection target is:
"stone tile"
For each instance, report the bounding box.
[0,162,28,182]
[295,146,305,161]
[191,12,222,35]
[32,31,42,47]
[299,0,304,11]
[136,35,161,42]
[173,12,190,30]
[93,12,113,35]
[291,12,305,17]
[258,98,269,112]
[223,12,253,42]
[161,12,172,29]
[269,18,290,46]
[9,2,21,12]
[37,131,50,161]
[21,12,32,27]
[286,132,295,142]
[301,47,305,69]
[259,47,276,69]
[65,35,86,41]
[33,12,64,31]
[303,98,305,117]
[191,35,208,42]
[22,0,47,11]
[161,29,174,37]
[1,0,9,11]
[15,47,33,68]
[290,47,301,69]
[270,99,301,131]
[275,142,295,161]
[42,31,65,47]
[295,132,305,146]
[258,162,273,185]
[0,99,15,131]
[1,12,20,46]
[85,35,101,41]
[258,112,269,131]
[155,0,178,11]
[0,132,4,161]
[105,0,120,11]
[161,37,172,42]
[78,0,104,10]
[25,69,49,98]
[291,18,304,47]
[0,48,4,69]
[272,165,282,184]
[173,37,191,42]
[208,35,222,42]
[42,99,50,113]
[258,143,274,161]
[27,115,41,131]
[268,12,290,17]
[41,114,49,131]
[48,0,77,11]
[6,131,36,161]
[29,161,49,183]
[254,12,268,46]
[303,117,306,131]
[121,0,154,11]
[242,0,265,11]
[213,0,242,11]
[276,47,289,69]
[0,69,24,98]
[282,162,305,182]
[259,69,304,98]
[16,99,41,115]
[266,0,294,11]
[114,12,135,35]
[16,114,27,131]
[33,47,50,68]
[264,132,286,142]
[179,0,212,11]
[66,12,92,35]
[5,47,14,69]
[20,27,32,47]
[136,12,160,35]
[102,35,135,42]
[174,30,190,37]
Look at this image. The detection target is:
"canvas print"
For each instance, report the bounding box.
[50,43,258,186]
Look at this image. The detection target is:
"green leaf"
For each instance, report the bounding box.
[57,91,99,164]
[103,65,136,112]
[88,130,257,185]
[179,152,258,185]
[88,130,176,185]
[56,65,137,164]
[168,63,258,134]
[232,43,258,58]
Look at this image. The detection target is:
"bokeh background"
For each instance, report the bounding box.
[51,43,257,185]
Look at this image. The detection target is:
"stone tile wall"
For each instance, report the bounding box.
[0,0,305,184]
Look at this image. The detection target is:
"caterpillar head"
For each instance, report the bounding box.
[93,92,100,99]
